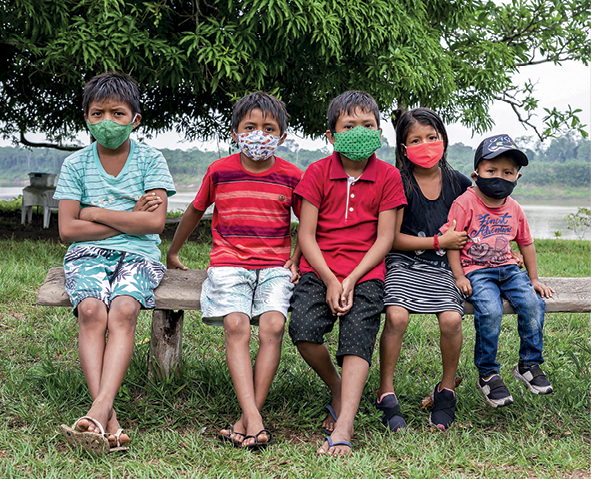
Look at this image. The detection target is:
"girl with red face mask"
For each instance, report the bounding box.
[375,108,472,432]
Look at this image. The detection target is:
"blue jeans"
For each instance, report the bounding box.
[467,265,546,377]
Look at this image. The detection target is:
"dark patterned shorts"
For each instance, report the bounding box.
[288,272,383,366]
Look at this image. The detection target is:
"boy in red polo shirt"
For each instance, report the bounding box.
[289,91,406,456]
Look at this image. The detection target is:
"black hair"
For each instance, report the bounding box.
[394,107,462,198]
[83,72,141,117]
[231,92,289,136]
[327,90,381,134]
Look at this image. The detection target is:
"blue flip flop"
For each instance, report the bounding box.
[319,435,352,455]
[321,405,338,435]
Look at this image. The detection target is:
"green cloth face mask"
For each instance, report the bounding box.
[333,125,382,162]
[87,115,137,150]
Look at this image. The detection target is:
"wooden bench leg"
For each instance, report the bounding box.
[148,309,184,381]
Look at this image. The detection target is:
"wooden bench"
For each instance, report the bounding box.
[37,269,590,381]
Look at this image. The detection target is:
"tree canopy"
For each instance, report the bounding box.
[1,0,589,149]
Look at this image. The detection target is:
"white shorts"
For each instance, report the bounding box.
[201,266,294,327]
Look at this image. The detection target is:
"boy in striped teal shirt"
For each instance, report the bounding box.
[55,72,175,455]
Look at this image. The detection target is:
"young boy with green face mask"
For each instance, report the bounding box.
[55,72,175,455]
[288,90,407,457]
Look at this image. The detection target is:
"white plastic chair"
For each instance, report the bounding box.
[43,190,59,229]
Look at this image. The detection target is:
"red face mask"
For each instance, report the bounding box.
[405,140,444,168]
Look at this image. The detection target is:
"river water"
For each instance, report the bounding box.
[1,186,589,240]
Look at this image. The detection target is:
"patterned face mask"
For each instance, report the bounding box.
[87,115,137,150]
[235,130,281,161]
[333,126,382,162]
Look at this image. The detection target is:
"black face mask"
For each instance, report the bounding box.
[475,175,517,199]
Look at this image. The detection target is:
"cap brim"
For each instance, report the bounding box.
[484,148,528,167]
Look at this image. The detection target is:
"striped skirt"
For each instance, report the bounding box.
[383,253,465,315]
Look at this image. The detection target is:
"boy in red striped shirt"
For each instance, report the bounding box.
[167,92,302,449]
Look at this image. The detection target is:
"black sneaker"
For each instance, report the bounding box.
[512,364,553,395]
[477,374,514,408]
[429,384,456,431]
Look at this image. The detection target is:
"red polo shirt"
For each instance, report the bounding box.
[295,151,406,283]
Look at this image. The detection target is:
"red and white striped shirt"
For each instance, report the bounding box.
[194,153,302,269]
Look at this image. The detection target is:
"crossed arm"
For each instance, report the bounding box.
[58,189,168,243]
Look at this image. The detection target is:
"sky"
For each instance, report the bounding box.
[2,60,589,152]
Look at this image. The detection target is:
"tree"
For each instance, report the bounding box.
[1,0,589,150]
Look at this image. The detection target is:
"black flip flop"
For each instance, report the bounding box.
[242,428,275,451]
[218,426,246,447]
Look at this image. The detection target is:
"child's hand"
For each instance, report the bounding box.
[511,250,524,268]
[167,253,188,270]
[456,276,472,297]
[283,258,300,284]
[338,277,355,316]
[78,207,99,222]
[326,277,344,316]
[439,220,468,250]
[531,279,555,299]
[134,192,162,212]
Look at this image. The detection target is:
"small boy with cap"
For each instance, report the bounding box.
[441,134,555,408]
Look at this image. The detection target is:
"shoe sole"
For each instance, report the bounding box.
[476,381,513,408]
[512,367,554,395]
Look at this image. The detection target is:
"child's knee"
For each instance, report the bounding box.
[296,340,319,356]
[385,308,409,334]
[108,297,140,329]
[223,313,251,338]
[438,312,462,336]
[77,298,107,327]
[259,313,285,340]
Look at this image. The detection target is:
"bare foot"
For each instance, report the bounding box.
[219,416,247,445]
[317,435,351,457]
[76,402,111,436]
[106,409,130,448]
[317,421,352,457]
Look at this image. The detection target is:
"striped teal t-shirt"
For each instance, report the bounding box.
[54,140,176,263]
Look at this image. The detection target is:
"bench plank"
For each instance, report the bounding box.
[38,268,590,314]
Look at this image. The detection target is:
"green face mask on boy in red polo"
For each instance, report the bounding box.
[333,126,382,162]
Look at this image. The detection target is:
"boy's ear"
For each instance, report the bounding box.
[517,171,522,181]
[326,130,335,145]
[133,114,142,129]
[278,132,287,146]
[470,171,478,182]
[231,130,238,144]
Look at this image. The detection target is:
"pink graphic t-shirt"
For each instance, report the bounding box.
[441,187,533,275]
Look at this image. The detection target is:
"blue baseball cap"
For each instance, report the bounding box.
[474,134,529,170]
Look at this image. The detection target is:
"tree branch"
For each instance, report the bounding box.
[20,132,82,151]
[493,93,546,142]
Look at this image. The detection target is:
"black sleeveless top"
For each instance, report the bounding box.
[395,169,472,269]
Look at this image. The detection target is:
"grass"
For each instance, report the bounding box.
[0,237,589,478]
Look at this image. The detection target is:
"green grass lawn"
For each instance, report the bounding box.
[0,237,589,478]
